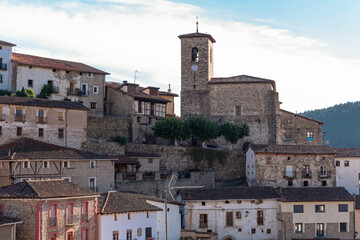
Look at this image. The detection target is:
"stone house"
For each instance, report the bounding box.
[0,179,99,240]
[0,40,16,91]
[0,216,22,240]
[245,144,337,187]
[179,186,281,240]
[158,84,178,117]
[125,151,161,179]
[278,187,355,240]
[178,31,323,147]
[334,148,360,195]
[105,81,170,143]
[97,191,161,240]
[0,138,117,193]
[0,96,87,149]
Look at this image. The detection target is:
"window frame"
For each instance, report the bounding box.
[28,79,33,88]
[293,205,304,213]
[226,211,233,227]
[16,127,22,136]
[199,213,208,228]
[66,202,74,225]
[63,161,70,168]
[257,210,264,225]
[81,201,89,224]
[49,203,58,228]
[315,205,325,213]
[43,161,49,169]
[340,222,347,232]
[58,128,64,139]
[39,128,44,137]
[81,228,89,240]
[338,204,348,212]
[295,223,303,233]
[344,160,350,167]
[93,86,99,94]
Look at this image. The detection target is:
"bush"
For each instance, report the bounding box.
[110,136,127,146]
[0,89,12,96]
[16,87,35,98]
[152,117,188,142]
[37,84,56,99]
[221,122,250,144]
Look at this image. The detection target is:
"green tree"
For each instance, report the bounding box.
[152,117,188,143]
[16,87,35,98]
[221,122,250,144]
[184,116,221,143]
[0,89,12,96]
[37,83,56,99]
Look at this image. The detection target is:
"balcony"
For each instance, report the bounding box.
[15,114,26,122]
[283,170,296,179]
[0,63,7,70]
[302,171,312,178]
[67,88,82,96]
[318,171,331,178]
[37,116,47,124]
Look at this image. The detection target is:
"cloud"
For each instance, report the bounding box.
[0,0,359,116]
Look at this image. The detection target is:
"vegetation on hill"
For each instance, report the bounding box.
[301,101,360,148]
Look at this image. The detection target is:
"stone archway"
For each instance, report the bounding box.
[221,235,235,240]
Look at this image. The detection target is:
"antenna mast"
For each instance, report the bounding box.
[134,70,140,83]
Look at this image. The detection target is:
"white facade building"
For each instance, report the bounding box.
[0,40,16,91]
[98,191,161,240]
[335,148,360,194]
[179,186,281,240]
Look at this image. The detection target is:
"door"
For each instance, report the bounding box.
[66,231,74,240]
[316,223,324,237]
[145,227,152,238]
[286,165,293,177]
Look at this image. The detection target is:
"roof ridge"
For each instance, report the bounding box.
[101,191,111,214]
[25,181,41,198]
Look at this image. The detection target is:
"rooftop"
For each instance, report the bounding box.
[159,91,179,97]
[278,187,354,202]
[98,191,162,214]
[335,148,360,157]
[0,138,117,160]
[178,32,216,43]
[281,109,324,125]
[0,216,22,226]
[0,40,16,47]
[0,96,88,110]
[248,144,336,155]
[12,53,109,75]
[0,179,98,199]
[179,186,281,201]
[115,155,140,165]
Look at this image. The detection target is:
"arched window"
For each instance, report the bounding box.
[192,47,199,62]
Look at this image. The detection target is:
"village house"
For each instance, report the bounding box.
[0,179,99,240]
[0,96,87,149]
[158,84,178,117]
[0,216,22,240]
[0,138,117,193]
[245,144,337,187]
[0,40,16,91]
[97,191,161,240]
[278,187,355,240]
[334,148,360,195]
[179,186,281,240]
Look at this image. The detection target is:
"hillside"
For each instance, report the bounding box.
[301,101,360,148]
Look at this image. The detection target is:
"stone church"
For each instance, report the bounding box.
[178,31,323,147]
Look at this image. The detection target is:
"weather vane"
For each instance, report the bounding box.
[196,16,199,33]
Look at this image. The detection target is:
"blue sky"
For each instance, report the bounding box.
[1,0,360,115]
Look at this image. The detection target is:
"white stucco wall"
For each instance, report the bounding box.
[98,211,157,240]
[246,148,256,187]
[146,200,181,240]
[0,45,13,91]
[335,157,360,194]
[184,199,279,240]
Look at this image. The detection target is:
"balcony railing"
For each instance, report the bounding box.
[15,114,26,122]
[82,214,89,223]
[318,171,331,178]
[302,171,312,178]
[0,114,5,121]
[50,217,57,227]
[283,170,296,179]
[88,186,98,192]
[81,89,89,96]
[37,116,47,124]
[199,222,208,228]
[67,88,82,96]
[0,63,7,70]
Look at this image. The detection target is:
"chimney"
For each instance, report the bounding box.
[123,80,128,84]
[168,84,171,93]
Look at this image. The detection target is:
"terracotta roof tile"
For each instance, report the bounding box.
[0,138,117,160]
[12,53,109,75]
[98,191,162,214]
[0,96,88,110]
[278,187,354,202]
[178,32,216,43]
[0,179,98,199]
[335,148,360,157]
[179,186,281,201]
[127,92,170,103]
[249,144,336,155]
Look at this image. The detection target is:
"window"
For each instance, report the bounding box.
[81,228,89,240]
[137,101,142,113]
[43,161,49,168]
[81,83,88,95]
[284,128,292,141]
[235,106,242,116]
[49,204,57,227]
[113,231,119,240]
[199,214,208,228]
[90,102,96,109]
[322,180,327,186]
[66,203,74,225]
[90,161,96,168]
[27,79,33,88]
[316,223,324,237]
[0,126,2,136]
[191,47,199,62]
[226,211,233,226]
[58,112,63,121]
[49,233,57,240]
[201,202,206,206]
[63,161,70,168]
[345,161,350,167]
[257,210,264,225]
[340,222,347,232]
[307,132,313,141]
[58,129,64,138]
[267,229,271,234]
[128,213,131,220]
[15,108,22,119]
[0,204,3,216]
[147,212,150,218]
[295,223,303,233]
[293,205,304,213]
[93,86,99,94]
[238,228,242,232]
[23,161,30,169]
[143,102,150,115]
[335,161,340,167]
[39,128,44,137]
[155,104,166,117]
[315,205,325,213]
[17,127,22,136]
[303,181,308,187]
[338,204,348,212]
[48,80,53,86]
[237,200,242,204]
[82,201,89,223]
[288,180,293,186]
[126,230,132,240]
[236,211,241,219]
[320,166,328,176]
[251,228,256,234]
[87,73,93,78]
[145,227,152,238]
[62,177,71,182]
[66,231,74,240]
[89,177,96,191]
[0,74,2,83]
[225,200,230,204]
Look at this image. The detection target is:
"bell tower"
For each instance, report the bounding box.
[178,26,216,118]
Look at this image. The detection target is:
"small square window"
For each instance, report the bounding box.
[340,222,347,232]
[345,161,350,167]
[322,180,327,186]
[23,161,29,169]
[267,229,271,234]
[293,205,304,213]
[251,228,256,234]
[201,202,206,206]
[338,204,348,212]
[39,128,44,137]
[90,102,96,109]
[93,86,99,94]
[238,228,242,232]
[43,161,49,168]
[87,73,93,78]
[58,129,64,138]
[288,180,293,186]
[225,200,230,204]
[315,205,325,213]
[335,161,340,167]
[16,127,22,136]
[28,79,33,88]
[237,200,242,204]
[63,161,70,168]
[303,181,308,187]
[90,161,96,168]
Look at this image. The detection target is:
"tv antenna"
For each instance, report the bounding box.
[134,70,140,83]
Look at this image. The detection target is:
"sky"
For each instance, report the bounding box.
[1,0,360,116]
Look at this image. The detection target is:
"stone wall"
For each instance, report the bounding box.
[104,86,134,118]
[81,141,125,155]
[87,116,131,142]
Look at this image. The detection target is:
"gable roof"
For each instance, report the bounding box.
[0,138,117,160]
[159,91,179,97]
[98,191,162,214]
[0,40,16,47]
[0,96,88,110]
[179,186,281,201]
[0,179,98,199]
[278,187,354,202]
[12,53,109,75]
[335,148,360,157]
[281,109,324,125]
[115,155,140,165]
[125,151,161,158]
[249,144,336,155]
[178,32,216,43]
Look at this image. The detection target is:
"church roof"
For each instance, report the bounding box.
[178,32,216,43]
